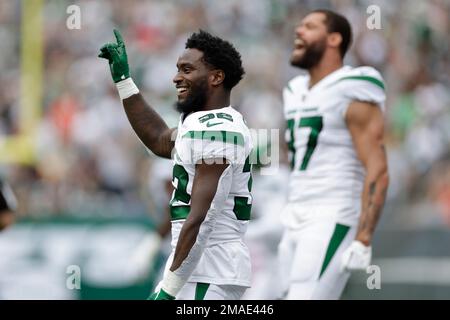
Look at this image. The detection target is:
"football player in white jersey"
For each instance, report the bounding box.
[278,9,389,299]
[99,30,253,300]
[0,179,16,231]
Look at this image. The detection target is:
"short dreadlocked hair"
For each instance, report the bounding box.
[185,30,245,91]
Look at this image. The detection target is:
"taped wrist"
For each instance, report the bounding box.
[161,270,184,298]
[116,77,139,100]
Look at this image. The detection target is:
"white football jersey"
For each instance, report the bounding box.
[283,66,386,209]
[169,106,253,286]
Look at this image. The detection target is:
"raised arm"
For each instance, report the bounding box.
[122,94,175,158]
[99,29,175,158]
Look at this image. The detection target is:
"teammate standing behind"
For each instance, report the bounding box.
[99,30,253,300]
[278,9,389,299]
[0,180,16,231]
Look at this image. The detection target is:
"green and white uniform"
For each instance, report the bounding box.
[278,66,386,299]
[160,106,253,300]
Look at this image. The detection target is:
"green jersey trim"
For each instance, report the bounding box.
[286,83,293,93]
[335,75,385,90]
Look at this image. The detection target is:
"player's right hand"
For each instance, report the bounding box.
[340,240,372,272]
[98,29,130,83]
[148,288,176,300]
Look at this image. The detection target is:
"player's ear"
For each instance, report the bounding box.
[328,32,342,50]
[210,69,225,87]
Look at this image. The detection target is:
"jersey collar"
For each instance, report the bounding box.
[180,105,233,124]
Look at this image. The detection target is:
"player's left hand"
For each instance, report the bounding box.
[340,240,372,272]
[98,29,130,83]
[148,288,176,300]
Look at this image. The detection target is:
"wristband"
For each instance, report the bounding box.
[116,77,139,100]
[161,270,185,298]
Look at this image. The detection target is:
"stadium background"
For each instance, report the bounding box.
[1,0,450,299]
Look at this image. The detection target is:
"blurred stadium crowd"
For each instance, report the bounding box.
[1,0,450,229]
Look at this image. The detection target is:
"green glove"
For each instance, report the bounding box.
[98,29,130,83]
[147,288,176,300]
